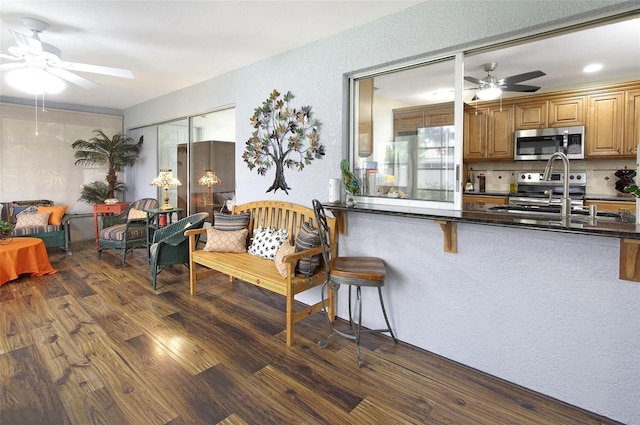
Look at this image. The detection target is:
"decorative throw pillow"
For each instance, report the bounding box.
[295,222,322,277]
[248,227,288,260]
[37,205,68,225]
[274,240,296,278]
[214,212,250,231]
[12,205,38,223]
[15,212,51,228]
[203,227,248,253]
[127,208,147,220]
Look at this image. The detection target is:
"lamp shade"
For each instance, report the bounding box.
[150,169,182,210]
[150,169,182,188]
[197,170,223,187]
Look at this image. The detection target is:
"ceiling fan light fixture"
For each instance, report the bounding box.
[6,67,65,95]
[476,85,502,100]
[583,63,603,73]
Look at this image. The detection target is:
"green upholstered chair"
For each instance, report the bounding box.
[98,198,159,265]
[149,212,209,290]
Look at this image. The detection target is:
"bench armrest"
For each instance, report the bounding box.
[283,246,322,263]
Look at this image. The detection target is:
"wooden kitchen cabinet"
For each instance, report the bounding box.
[584,200,635,213]
[548,96,585,127]
[393,103,453,136]
[624,89,640,156]
[463,107,487,160]
[488,105,514,159]
[463,105,513,161]
[425,107,454,127]
[463,194,508,210]
[394,108,424,135]
[358,77,374,157]
[515,96,585,129]
[586,91,626,157]
[514,100,548,129]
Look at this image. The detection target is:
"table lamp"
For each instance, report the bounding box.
[151,169,182,210]
[196,170,223,205]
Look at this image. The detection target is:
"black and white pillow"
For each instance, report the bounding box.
[248,227,288,260]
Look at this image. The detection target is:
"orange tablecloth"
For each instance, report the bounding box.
[0,237,57,286]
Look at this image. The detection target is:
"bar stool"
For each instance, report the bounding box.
[312,199,397,367]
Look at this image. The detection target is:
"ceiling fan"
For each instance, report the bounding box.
[0,17,133,94]
[464,62,545,101]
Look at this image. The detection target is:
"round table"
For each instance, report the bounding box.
[0,237,57,286]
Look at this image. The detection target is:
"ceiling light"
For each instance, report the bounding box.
[5,67,65,95]
[476,85,502,100]
[583,63,603,73]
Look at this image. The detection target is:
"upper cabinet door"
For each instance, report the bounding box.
[463,107,487,160]
[549,96,585,127]
[624,89,640,156]
[586,91,626,157]
[514,100,548,129]
[488,105,514,159]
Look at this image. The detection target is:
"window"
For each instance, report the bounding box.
[350,57,461,207]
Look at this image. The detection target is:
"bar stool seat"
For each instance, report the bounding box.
[312,199,397,367]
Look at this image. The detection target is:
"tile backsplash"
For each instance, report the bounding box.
[468,159,637,197]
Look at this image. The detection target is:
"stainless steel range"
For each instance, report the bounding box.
[509,171,586,209]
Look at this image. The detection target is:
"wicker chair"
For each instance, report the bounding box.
[149,212,209,290]
[98,198,159,265]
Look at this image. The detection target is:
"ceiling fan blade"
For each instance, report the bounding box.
[47,67,100,89]
[9,29,42,54]
[501,83,541,92]
[56,61,134,78]
[464,76,483,85]
[0,53,21,61]
[0,62,26,72]
[501,70,545,85]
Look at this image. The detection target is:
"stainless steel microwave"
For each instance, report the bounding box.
[514,126,585,161]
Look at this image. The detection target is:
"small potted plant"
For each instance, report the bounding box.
[341,159,360,207]
[0,219,13,245]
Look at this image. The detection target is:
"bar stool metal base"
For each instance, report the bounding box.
[318,282,397,367]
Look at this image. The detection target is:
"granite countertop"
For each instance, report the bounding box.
[325,201,640,239]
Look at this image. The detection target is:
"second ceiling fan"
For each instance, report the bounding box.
[465,62,545,101]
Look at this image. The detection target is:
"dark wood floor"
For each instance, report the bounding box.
[0,240,621,425]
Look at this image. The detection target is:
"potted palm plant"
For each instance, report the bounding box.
[72,129,143,204]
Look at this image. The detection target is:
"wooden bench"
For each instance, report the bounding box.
[185,201,337,346]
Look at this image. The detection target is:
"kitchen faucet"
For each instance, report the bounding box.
[543,151,571,218]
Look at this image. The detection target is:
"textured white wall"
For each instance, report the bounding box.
[124,1,640,423]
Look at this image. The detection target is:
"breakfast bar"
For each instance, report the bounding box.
[326,200,640,281]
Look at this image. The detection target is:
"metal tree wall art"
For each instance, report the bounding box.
[243,90,325,194]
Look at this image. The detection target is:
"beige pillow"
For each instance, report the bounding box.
[274,240,296,278]
[15,212,50,228]
[203,227,248,253]
[128,208,147,220]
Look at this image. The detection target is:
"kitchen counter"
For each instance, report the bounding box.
[325,201,640,239]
